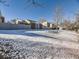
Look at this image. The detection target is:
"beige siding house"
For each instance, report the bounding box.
[41,21,50,29]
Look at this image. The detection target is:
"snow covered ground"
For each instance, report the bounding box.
[0,30,79,59]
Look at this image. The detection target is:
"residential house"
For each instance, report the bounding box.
[23,19,36,29]
[0,10,5,23]
[50,23,59,29]
[40,20,50,29]
[35,22,42,29]
[11,18,22,24]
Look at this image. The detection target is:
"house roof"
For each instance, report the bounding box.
[24,19,36,23]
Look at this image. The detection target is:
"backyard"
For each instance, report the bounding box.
[0,30,79,59]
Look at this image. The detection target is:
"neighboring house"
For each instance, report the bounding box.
[0,23,31,30]
[41,21,50,29]
[21,19,36,29]
[11,19,37,29]
[50,23,54,29]
[11,18,22,24]
[22,19,43,29]
[6,19,31,29]
[50,23,53,29]
[22,19,33,25]
[50,23,59,29]
[26,19,36,29]
[22,19,52,29]
[35,22,42,29]
[0,10,5,23]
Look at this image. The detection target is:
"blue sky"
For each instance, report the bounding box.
[0,0,79,22]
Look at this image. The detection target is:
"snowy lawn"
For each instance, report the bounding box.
[0,30,79,59]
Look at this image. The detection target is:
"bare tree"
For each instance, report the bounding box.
[62,19,73,30]
[0,0,10,6]
[0,0,42,7]
[54,6,64,31]
[25,0,44,8]
[74,11,79,32]
[39,17,47,23]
